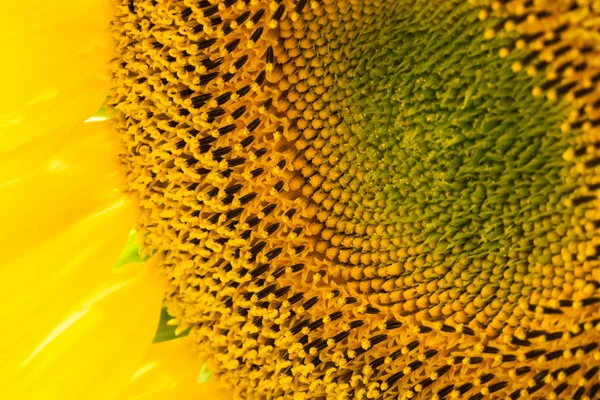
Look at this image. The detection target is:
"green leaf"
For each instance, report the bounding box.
[198,363,212,383]
[153,307,191,343]
[114,230,144,268]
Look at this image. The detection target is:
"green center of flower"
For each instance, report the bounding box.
[301,1,580,300]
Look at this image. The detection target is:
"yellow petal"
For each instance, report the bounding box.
[1,262,164,400]
[0,0,112,154]
[0,1,111,36]
[0,119,124,261]
[122,386,232,400]
[120,338,231,400]
[0,74,110,169]
[0,195,135,350]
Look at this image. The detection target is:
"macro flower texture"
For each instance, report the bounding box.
[3,0,600,399]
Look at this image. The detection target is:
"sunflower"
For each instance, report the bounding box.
[4,0,600,399]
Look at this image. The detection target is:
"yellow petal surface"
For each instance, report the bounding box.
[120,338,232,400]
[0,75,110,176]
[0,1,111,36]
[0,0,112,154]
[1,262,164,400]
[0,119,124,261]
[0,195,135,350]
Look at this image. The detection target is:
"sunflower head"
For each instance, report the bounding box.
[110,0,600,398]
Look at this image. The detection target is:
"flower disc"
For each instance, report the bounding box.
[111,0,600,398]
